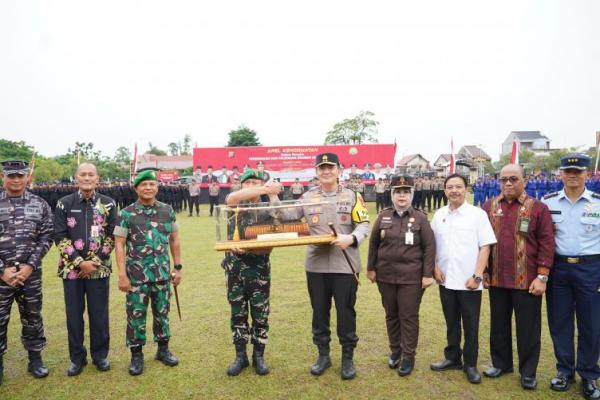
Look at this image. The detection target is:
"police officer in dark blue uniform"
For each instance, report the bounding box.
[542,154,600,400]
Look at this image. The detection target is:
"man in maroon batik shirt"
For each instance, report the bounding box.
[482,164,555,390]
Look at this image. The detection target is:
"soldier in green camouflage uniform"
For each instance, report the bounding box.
[114,169,183,376]
[222,169,281,376]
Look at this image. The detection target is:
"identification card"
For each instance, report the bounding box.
[405,231,414,245]
[518,217,530,234]
[91,225,100,238]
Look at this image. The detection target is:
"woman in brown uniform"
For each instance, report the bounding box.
[366,174,436,376]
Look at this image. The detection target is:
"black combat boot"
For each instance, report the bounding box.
[156,340,179,366]
[27,351,49,378]
[310,344,332,376]
[226,343,249,376]
[341,347,356,380]
[252,343,270,375]
[128,346,144,376]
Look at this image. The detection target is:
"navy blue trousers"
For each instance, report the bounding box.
[63,278,110,364]
[546,259,600,380]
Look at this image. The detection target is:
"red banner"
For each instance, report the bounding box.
[157,171,179,183]
[193,144,396,183]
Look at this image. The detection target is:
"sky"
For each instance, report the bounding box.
[1,0,599,163]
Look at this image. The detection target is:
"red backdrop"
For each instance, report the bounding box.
[193,144,396,171]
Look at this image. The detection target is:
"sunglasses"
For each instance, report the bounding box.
[499,176,520,184]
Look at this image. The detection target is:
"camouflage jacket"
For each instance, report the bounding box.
[0,190,53,273]
[54,191,118,279]
[114,200,178,285]
[223,200,273,268]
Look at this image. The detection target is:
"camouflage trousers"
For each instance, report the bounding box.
[223,255,271,345]
[0,269,46,355]
[126,282,171,347]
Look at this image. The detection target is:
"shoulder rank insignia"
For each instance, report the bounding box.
[592,193,600,199]
[543,192,559,200]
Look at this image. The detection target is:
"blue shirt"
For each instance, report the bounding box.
[542,189,600,256]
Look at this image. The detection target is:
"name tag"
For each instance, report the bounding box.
[91,225,100,238]
[549,210,561,215]
[405,231,414,245]
[519,217,530,234]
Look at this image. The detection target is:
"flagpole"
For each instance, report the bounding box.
[28,150,36,188]
[595,131,599,175]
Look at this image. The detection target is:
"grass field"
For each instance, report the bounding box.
[1,201,585,399]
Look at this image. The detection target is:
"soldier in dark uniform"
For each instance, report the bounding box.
[221,169,282,376]
[0,160,54,384]
[367,175,436,376]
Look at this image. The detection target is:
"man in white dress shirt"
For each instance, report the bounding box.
[429,174,497,384]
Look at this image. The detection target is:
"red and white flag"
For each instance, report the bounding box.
[131,143,138,182]
[510,138,519,164]
[449,137,455,174]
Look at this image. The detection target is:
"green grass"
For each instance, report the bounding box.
[2,201,582,399]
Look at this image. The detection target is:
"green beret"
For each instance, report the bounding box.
[239,169,263,183]
[134,170,157,187]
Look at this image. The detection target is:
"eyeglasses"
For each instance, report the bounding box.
[499,176,520,184]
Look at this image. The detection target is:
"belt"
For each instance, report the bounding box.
[555,254,600,264]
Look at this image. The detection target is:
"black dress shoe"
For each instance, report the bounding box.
[550,372,575,392]
[67,360,88,376]
[521,376,537,390]
[483,366,512,378]
[465,367,482,384]
[93,358,110,372]
[28,359,49,379]
[430,359,463,371]
[388,352,401,369]
[582,379,600,400]
[398,358,415,377]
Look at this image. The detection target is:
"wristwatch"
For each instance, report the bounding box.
[173,264,183,271]
[472,274,483,284]
[536,274,548,283]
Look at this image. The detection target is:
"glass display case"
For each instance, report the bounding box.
[213,200,335,251]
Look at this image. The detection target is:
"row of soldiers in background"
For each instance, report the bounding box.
[368,176,448,213]
[30,183,191,214]
[473,174,600,207]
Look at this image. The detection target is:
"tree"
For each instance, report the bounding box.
[32,158,65,183]
[182,134,192,155]
[226,125,261,147]
[68,141,102,160]
[168,142,181,156]
[147,142,167,156]
[324,111,379,145]
[113,146,132,166]
[0,139,34,161]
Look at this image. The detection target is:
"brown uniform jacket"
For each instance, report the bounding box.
[367,207,436,284]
